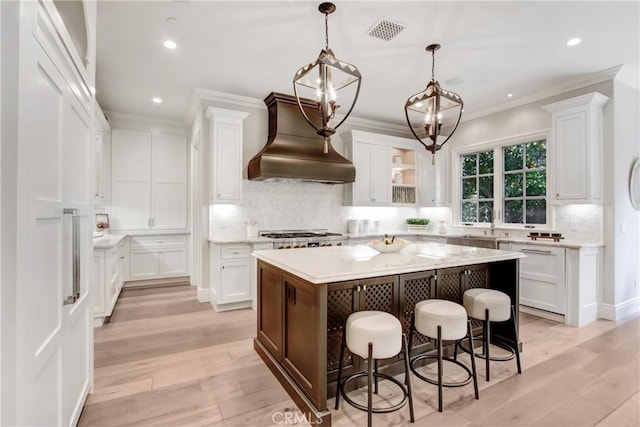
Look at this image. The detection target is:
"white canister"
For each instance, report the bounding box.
[437,220,449,234]
[247,225,258,237]
[359,220,370,234]
[370,220,379,233]
[348,219,359,234]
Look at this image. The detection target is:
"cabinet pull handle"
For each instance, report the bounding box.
[293,288,296,305]
[356,285,361,292]
[362,285,367,291]
[63,208,80,305]
[233,251,239,254]
[521,248,552,254]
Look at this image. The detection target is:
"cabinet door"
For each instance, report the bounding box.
[92,252,106,316]
[326,281,360,383]
[399,271,435,353]
[553,111,588,200]
[283,274,324,409]
[257,262,283,360]
[159,247,188,277]
[129,249,160,280]
[435,144,451,206]
[514,245,566,314]
[417,149,437,206]
[208,109,249,203]
[352,143,390,205]
[219,259,251,303]
[436,267,464,302]
[151,134,187,229]
[111,129,152,229]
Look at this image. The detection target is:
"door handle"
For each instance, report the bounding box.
[63,208,80,305]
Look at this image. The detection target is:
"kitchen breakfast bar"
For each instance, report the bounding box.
[253,242,524,426]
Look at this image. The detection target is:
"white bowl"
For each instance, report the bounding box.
[368,238,410,253]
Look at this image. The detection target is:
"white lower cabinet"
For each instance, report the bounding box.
[211,242,272,311]
[93,237,128,326]
[129,234,189,281]
[512,244,566,315]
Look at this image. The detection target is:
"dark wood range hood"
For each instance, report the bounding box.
[247,92,356,184]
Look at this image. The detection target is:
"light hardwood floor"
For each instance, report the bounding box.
[79,284,639,427]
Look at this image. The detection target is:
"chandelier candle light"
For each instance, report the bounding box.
[405,44,463,164]
[293,2,362,153]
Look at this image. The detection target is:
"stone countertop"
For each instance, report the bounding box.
[252,241,525,284]
[93,233,128,249]
[208,236,278,244]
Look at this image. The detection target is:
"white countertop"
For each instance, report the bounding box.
[253,241,525,284]
[93,233,128,249]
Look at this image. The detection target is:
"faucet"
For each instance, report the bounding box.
[479,206,495,235]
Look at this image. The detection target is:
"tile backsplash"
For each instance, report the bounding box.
[208,180,604,242]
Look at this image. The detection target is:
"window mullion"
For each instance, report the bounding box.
[494,147,503,225]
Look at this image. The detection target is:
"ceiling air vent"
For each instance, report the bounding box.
[368,19,405,41]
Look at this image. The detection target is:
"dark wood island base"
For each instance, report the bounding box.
[254,249,521,427]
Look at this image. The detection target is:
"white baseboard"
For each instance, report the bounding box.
[197,288,210,303]
[210,299,252,312]
[93,317,106,328]
[519,305,565,323]
[599,296,640,322]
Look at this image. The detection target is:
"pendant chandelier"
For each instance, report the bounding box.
[405,44,463,162]
[293,2,361,152]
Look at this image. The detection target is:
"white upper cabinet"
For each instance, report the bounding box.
[206,107,249,203]
[417,144,451,206]
[111,129,187,230]
[543,92,609,204]
[349,141,391,205]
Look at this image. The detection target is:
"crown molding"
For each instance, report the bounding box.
[336,114,413,137]
[462,65,625,123]
[613,64,639,90]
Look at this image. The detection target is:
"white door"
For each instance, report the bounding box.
[159,247,189,276]
[370,144,390,204]
[16,38,92,426]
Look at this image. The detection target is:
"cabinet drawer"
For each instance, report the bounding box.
[130,235,187,249]
[220,245,251,260]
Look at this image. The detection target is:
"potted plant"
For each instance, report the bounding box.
[406,218,430,231]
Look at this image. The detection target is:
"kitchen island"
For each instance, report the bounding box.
[253,242,524,426]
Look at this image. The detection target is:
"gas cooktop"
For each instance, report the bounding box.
[260,230,342,239]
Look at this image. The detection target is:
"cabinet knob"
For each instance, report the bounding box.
[233,250,239,254]
[217,193,221,197]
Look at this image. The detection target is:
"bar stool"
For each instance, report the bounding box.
[459,288,522,381]
[335,311,415,427]
[408,299,479,412]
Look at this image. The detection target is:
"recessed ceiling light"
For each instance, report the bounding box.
[507,93,513,98]
[152,97,162,104]
[163,40,177,49]
[566,37,582,47]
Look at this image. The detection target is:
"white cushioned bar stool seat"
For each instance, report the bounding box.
[415,300,468,341]
[463,288,511,322]
[335,311,414,427]
[346,311,402,359]
[408,299,479,412]
[459,288,522,382]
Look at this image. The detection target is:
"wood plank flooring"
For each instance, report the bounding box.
[79,284,639,427]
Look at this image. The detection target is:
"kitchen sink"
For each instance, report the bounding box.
[446,235,499,249]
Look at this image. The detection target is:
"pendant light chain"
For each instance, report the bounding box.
[324,12,329,51]
[431,49,436,81]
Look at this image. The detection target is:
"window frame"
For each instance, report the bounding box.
[451,130,551,230]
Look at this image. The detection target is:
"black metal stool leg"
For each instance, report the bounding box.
[406,313,415,386]
[402,334,415,423]
[367,342,373,427]
[485,308,491,382]
[437,325,443,412]
[511,305,522,374]
[334,325,347,410]
[467,320,479,400]
[374,359,379,394]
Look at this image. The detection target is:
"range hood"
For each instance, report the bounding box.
[247,92,355,184]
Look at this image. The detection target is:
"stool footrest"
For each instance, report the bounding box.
[458,336,517,362]
[410,355,473,388]
[339,372,410,414]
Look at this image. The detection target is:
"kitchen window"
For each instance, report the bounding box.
[458,137,548,227]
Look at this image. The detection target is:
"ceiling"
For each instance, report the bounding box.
[95,1,639,126]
